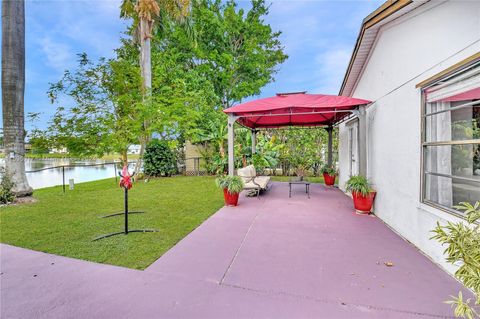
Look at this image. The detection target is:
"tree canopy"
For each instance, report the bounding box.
[43,0,288,166]
[167,0,288,108]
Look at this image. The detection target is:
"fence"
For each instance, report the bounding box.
[24,158,207,192]
[179,156,336,177]
[22,156,330,191]
[180,157,208,176]
[25,161,136,192]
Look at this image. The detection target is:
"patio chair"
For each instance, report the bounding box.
[237,165,271,198]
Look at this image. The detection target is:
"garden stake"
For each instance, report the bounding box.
[94,166,157,241]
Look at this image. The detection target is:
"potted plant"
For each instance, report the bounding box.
[216,175,244,206]
[345,175,376,214]
[321,165,337,186]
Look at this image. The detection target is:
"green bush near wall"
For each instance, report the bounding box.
[143,139,177,177]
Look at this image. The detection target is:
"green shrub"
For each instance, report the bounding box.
[211,154,227,175]
[321,165,337,176]
[0,170,15,204]
[345,175,373,196]
[431,202,480,319]
[215,175,244,194]
[143,140,177,177]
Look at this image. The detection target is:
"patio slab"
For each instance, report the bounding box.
[1,182,472,318]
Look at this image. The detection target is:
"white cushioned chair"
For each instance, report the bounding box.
[237,165,271,198]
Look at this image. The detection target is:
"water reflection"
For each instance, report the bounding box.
[0,158,131,189]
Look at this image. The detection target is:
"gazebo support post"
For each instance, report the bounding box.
[227,115,238,176]
[326,126,333,167]
[251,129,257,154]
[358,105,367,176]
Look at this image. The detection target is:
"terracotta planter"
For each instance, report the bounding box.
[323,173,336,186]
[352,191,376,214]
[223,188,240,206]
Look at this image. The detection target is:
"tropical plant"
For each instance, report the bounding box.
[321,165,337,176]
[431,201,480,319]
[196,119,228,158]
[274,128,331,176]
[231,127,251,168]
[143,139,177,176]
[215,175,229,189]
[1,0,32,196]
[120,0,192,173]
[210,153,228,175]
[0,169,15,204]
[251,133,283,174]
[345,175,373,196]
[215,175,244,194]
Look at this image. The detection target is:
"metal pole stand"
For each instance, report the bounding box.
[94,188,158,241]
[99,211,145,218]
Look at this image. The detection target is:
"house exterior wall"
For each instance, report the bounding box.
[338,0,480,274]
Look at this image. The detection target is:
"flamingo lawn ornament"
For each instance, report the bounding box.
[94,165,157,241]
[119,166,133,190]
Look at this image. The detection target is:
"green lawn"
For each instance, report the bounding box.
[0,176,223,269]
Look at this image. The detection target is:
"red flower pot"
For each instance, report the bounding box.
[352,191,376,214]
[323,173,336,186]
[223,188,240,206]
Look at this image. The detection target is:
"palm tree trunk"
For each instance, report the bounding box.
[121,149,128,167]
[134,18,152,175]
[2,0,32,196]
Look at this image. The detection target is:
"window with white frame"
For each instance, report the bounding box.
[422,61,480,216]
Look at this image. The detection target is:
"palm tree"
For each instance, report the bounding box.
[197,121,228,158]
[120,0,190,173]
[1,0,32,196]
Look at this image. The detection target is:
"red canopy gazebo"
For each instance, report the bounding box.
[223,92,371,175]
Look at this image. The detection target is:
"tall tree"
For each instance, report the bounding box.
[46,53,144,166]
[45,46,213,165]
[120,0,191,172]
[1,0,32,196]
[190,0,288,108]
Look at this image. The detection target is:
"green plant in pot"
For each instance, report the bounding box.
[321,165,337,186]
[216,175,244,206]
[345,175,376,214]
[431,201,480,319]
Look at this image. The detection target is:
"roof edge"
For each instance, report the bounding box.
[339,0,413,96]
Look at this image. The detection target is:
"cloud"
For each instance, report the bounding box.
[18,0,384,129]
[313,47,352,94]
[17,0,129,130]
[54,0,128,55]
[255,0,384,97]
[38,37,74,74]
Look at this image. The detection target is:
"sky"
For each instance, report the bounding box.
[1,0,384,131]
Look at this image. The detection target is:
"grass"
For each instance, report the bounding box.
[0,176,223,269]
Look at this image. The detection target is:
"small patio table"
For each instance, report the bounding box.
[289,178,310,199]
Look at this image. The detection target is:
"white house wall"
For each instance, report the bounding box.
[338,0,480,274]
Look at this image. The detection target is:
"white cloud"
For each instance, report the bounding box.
[313,48,352,94]
[55,0,128,55]
[267,1,326,54]
[38,36,74,73]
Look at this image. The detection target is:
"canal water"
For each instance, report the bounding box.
[0,158,127,189]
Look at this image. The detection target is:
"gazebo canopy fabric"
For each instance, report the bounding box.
[224,92,371,129]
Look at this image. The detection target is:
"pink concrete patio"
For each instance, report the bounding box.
[0,182,472,318]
